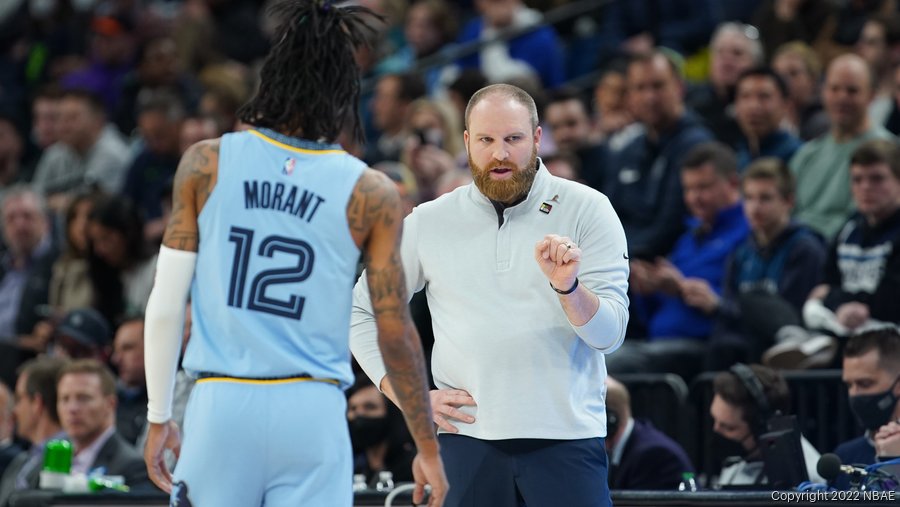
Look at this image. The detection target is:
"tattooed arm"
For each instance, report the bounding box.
[143,139,219,492]
[348,169,447,504]
[348,169,436,443]
[162,139,219,251]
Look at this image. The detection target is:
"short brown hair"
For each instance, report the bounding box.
[742,157,795,199]
[773,41,821,80]
[465,83,538,131]
[58,359,117,397]
[408,0,458,47]
[17,357,68,424]
[59,89,106,117]
[845,327,900,374]
[850,139,900,180]
[713,364,791,430]
[681,141,738,180]
[627,49,684,82]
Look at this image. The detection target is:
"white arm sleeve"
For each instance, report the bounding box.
[145,245,197,424]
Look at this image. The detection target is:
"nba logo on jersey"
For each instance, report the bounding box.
[282,158,296,175]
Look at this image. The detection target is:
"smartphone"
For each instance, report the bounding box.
[414,128,443,149]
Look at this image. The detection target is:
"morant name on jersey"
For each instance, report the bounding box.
[243,180,326,223]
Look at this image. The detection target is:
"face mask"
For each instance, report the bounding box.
[348,416,389,451]
[29,0,56,18]
[712,432,753,467]
[849,376,900,432]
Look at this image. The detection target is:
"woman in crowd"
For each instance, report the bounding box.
[86,194,157,325]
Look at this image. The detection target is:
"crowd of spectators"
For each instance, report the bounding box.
[1,0,900,496]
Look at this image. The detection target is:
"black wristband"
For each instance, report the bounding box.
[551,278,578,295]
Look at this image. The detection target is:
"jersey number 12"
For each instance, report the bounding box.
[226,226,314,319]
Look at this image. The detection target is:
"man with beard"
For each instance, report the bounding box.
[351,83,630,507]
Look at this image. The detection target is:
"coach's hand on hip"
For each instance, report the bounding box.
[535,234,580,293]
[430,389,477,433]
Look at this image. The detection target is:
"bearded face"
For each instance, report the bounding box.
[464,92,542,204]
[468,143,538,203]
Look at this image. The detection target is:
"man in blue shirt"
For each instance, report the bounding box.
[610,142,749,379]
[455,0,564,88]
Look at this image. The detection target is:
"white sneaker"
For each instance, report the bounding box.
[762,334,838,370]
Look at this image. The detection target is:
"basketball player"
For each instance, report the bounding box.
[142,2,446,506]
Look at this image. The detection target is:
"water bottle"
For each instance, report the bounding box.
[677,472,698,492]
[352,474,368,492]
[40,439,72,489]
[375,471,394,492]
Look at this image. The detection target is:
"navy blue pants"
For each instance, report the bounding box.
[439,434,612,507]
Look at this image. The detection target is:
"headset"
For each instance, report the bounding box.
[730,363,773,437]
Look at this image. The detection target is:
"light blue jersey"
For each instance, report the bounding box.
[182,128,365,387]
[173,130,362,506]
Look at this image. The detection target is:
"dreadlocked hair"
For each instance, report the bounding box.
[238,0,381,143]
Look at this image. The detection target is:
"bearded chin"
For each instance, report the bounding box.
[469,146,538,203]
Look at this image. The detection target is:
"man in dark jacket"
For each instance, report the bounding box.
[835,328,900,470]
[0,382,20,480]
[0,186,57,351]
[0,358,66,507]
[605,50,713,260]
[606,377,693,490]
[764,139,900,369]
[698,158,826,370]
[55,360,151,489]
